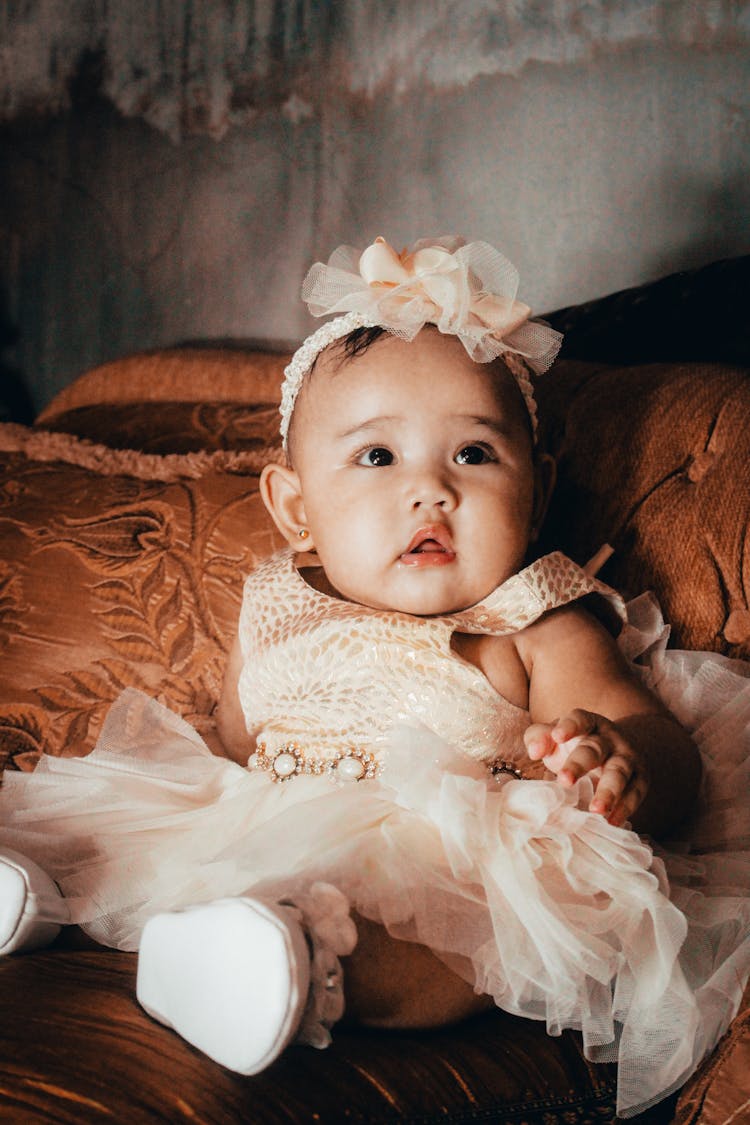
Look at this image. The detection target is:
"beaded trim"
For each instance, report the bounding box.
[488,759,526,781]
[248,740,381,783]
[247,742,527,786]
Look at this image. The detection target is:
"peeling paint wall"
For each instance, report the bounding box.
[3,1,748,140]
[1,2,749,412]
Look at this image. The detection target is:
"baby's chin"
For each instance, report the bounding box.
[316,556,507,616]
[341,580,489,618]
[322,580,445,616]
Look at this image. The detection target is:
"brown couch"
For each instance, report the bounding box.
[1,261,749,1123]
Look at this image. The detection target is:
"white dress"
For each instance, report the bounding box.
[1,548,750,1120]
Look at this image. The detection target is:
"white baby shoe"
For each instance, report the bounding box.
[136,896,313,1074]
[0,847,69,955]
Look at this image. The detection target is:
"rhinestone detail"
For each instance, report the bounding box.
[248,741,381,783]
[488,759,526,781]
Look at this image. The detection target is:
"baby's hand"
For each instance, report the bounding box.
[523,709,649,827]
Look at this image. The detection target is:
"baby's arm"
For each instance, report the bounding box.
[211,635,256,765]
[516,605,701,838]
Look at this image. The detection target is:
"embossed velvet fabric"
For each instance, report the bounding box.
[0,425,282,771]
[537,360,750,659]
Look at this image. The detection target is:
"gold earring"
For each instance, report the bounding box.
[298,529,310,540]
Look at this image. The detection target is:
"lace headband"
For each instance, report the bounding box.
[280,236,563,448]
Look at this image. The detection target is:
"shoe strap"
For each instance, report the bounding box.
[29,891,71,926]
[280,882,357,1049]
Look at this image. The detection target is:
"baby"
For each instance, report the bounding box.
[1,237,746,1121]
[227,313,699,835]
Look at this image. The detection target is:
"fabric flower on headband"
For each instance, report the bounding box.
[302,236,561,371]
[280,235,563,448]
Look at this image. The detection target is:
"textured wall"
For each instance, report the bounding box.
[1,1,749,412]
[3,1,748,141]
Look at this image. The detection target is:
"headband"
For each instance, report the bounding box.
[280,236,563,448]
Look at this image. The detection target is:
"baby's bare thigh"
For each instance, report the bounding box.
[342,914,494,1030]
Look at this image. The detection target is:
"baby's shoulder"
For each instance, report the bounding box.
[522,599,608,639]
[450,600,618,711]
[516,601,625,675]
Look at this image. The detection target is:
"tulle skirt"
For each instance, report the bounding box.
[1,595,749,1118]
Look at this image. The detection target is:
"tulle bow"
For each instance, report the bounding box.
[301,235,562,374]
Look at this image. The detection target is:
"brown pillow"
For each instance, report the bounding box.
[0,425,284,773]
[538,360,750,660]
[36,347,288,420]
[40,401,282,454]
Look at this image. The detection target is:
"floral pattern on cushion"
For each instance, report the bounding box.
[40,401,283,454]
[0,425,283,772]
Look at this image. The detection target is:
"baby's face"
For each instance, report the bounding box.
[283,329,542,615]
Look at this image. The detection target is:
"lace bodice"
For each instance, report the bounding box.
[237,549,624,773]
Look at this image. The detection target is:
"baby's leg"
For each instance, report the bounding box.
[343,914,494,1030]
[137,884,356,1073]
[136,891,493,1075]
[0,848,69,954]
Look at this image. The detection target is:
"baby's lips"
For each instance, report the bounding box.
[399,525,457,568]
[398,522,458,567]
[403,524,454,555]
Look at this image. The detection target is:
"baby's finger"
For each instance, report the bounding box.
[550,709,601,745]
[542,735,585,775]
[523,721,557,761]
[600,773,649,827]
[556,736,606,787]
[589,753,633,814]
[590,754,649,824]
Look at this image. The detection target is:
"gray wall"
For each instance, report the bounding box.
[1,2,749,414]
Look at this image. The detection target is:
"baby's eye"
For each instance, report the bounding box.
[455,444,495,465]
[358,446,394,467]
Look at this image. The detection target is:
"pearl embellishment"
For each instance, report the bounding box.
[337,756,365,781]
[272,752,298,778]
[248,740,380,784]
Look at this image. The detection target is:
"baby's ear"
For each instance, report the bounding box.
[259,463,315,551]
[530,452,556,541]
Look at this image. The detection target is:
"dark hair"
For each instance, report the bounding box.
[306,325,389,384]
[341,324,389,358]
[287,326,389,460]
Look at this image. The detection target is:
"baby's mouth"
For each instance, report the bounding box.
[399,526,456,567]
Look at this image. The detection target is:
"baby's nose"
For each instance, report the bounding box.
[413,497,446,509]
[409,472,457,511]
